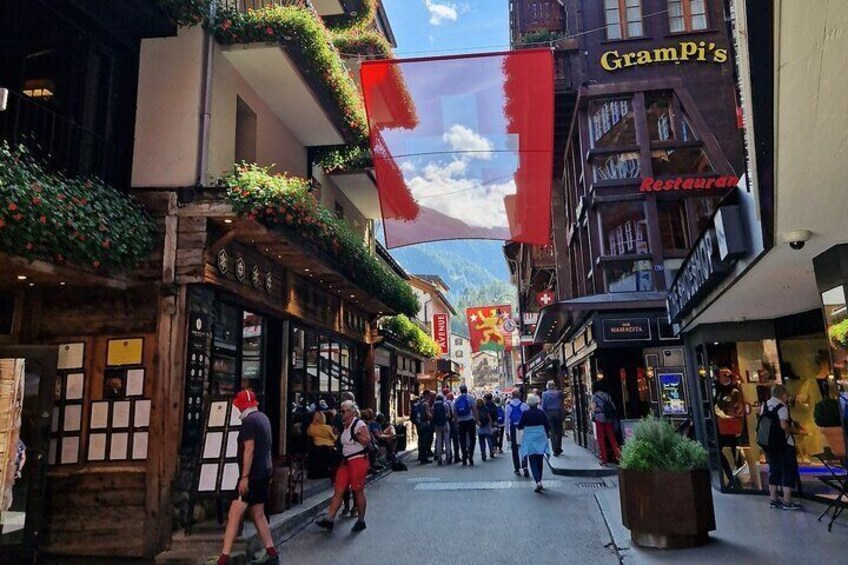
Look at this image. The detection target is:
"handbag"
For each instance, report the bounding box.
[717,416,744,437]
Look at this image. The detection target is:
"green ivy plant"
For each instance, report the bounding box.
[619,418,708,472]
[519,29,568,45]
[213,4,370,142]
[223,163,419,316]
[829,319,848,349]
[0,143,155,271]
[332,28,392,57]
[382,314,441,358]
[157,0,208,27]
[314,144,373,173]
[325,0,377,31]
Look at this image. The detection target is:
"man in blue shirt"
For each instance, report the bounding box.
[541,380,565,456]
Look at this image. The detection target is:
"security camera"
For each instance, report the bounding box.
[782,230,812,250]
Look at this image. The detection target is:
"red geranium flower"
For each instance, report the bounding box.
[39,215,47,224]
[8,202,17,211]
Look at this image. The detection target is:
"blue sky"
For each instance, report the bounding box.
[382,0,509,57]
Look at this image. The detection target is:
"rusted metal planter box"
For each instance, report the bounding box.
[619,468,716,549]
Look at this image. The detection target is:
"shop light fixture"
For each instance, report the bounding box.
[304,268,310,272]
[224,219,233,224]
[60,281,66,286]
[350,294,355,298]
[698,366,707,378]
[17,275,27,280]
[28,282,34,287]
[646,366,655,379]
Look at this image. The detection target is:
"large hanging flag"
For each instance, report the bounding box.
[361,50,554,248]
[466,305,515,353]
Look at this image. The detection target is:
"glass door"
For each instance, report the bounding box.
[0,346,58,562]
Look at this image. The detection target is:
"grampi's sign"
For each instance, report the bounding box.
[601,41,728,72]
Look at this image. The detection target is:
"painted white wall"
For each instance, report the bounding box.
[133,27,204,187]
[450,332,473,386]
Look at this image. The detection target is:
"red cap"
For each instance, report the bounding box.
[233,389,259,412]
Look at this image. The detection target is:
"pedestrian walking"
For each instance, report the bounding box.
[483,393,499,457]
[330,391,356,516]
[494,397,506,453]
[432,393,452,465]
[476,398,495,461]
[316,400,371,533]
[413,391,434,464]
[505,390,529,476]
[590,381,621,466]
[453,384,478,466]
[446,391,460,464]
[542,380,565,457]
[215,390,277,565]
[757,384,802,510]
[519,394,551,492]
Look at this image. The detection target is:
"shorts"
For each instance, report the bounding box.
[239,477,271,506]
[334,456,369,492]
[767,445,800,489]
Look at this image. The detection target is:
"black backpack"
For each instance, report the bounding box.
[756,403,787,452]
[478,408,490,427]
[432,402,448,426]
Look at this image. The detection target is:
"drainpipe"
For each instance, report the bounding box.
[196,1,217,189]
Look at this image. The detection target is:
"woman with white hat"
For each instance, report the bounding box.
[518,394,552,493]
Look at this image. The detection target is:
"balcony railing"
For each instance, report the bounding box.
[0,87,115,184]
[218,0,312,12]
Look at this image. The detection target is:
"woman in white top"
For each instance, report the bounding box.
[316,400,372,532]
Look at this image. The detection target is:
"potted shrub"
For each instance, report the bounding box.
[814,397,845,458]
[618,419,715,549]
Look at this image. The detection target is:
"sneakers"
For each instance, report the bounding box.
[781,502,802,511]
[768,499,782,509]
[316,518,334,531]
[351,520,367,533]
[534,483,543,493]
[523,468,530,478]
[514,470,521,476]
[469,459,474,466]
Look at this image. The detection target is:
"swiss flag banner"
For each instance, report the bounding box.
[536,290,555,308]
[361,50,554,248]
[466,305,515,353]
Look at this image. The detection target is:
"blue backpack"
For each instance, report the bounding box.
[454,394,471,418]
[509,402,524,426]
[496,406,505,426]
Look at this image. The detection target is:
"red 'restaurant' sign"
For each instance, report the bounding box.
[433,313,449,357]
[640,175,739,192]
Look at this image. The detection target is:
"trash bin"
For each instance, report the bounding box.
[394,421,407,452]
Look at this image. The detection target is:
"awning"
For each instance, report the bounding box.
[534,292,668,345]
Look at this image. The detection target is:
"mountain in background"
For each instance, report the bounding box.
[389,240,517,336]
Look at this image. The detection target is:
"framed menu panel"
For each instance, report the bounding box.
[49,342,86,465]
[85,398,152,462]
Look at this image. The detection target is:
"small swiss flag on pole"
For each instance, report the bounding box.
[536,290,555,308]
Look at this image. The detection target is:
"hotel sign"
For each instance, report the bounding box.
[601,41,728,72]
[668,205,747,322]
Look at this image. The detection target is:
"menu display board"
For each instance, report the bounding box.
[659,372,688,416]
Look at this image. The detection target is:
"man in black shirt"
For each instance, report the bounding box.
[216,390,277,565]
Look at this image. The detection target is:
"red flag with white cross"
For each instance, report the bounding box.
[536,290,555,308]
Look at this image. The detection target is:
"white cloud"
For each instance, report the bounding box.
[442,124,494,159]
[407,157,515,229]
[424,0,459,25]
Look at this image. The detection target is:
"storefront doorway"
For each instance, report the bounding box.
[0,347,58,562]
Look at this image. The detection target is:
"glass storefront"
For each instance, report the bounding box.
[210,302,266,397]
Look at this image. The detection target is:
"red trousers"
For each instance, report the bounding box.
[594,421,621,464]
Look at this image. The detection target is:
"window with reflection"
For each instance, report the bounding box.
[600,201,649,256]
[646,92,676,142]
[590,98,636,148]
[658,200,690,254]
[592,152,641,182]
[690,196,721,233]
[604,260,655,293]
[823,286,848,374]
[651,146,714,176]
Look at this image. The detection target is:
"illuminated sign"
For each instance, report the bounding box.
[640,175,738,193]
[601,41,728,72]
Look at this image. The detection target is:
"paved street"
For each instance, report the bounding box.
[280,449,620,565]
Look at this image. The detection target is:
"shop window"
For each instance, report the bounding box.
[651,146,714,176]
[689,196,721,234]
[658,200,690,254]
[600,201,649,256]
[589,98,636,148]
[241,311,264,395]
[592,152,641,182]
[668,0,708,33]
[646,92,676,142]
[604,259,655,293]
[235,96,257,164]
[456,350,463,358]
[212,303,240,395]
[604,0,643,40]
[823,286,848,373]
[0,292,14,335]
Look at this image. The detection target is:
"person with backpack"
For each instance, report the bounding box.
[432,394,452,465]
[757,384,802,510]
[505,389,529,476]
[591,380,621,466]
[483,393,500,457]
[445,391,460,464]
[413,390,434,465]
[453,384,478,466]
[542,379,565,457]
[476,397,495,461]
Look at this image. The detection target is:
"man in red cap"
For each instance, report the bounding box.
[216,390,277,565]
